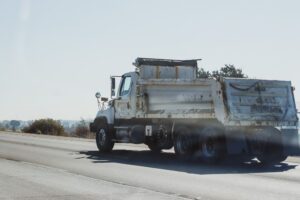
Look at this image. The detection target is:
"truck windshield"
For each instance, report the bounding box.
[119,76,132,96]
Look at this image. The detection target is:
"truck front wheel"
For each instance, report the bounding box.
[96,124,114,153]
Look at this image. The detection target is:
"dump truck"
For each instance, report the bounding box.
[90,58,299,164]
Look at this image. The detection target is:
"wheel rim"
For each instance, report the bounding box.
[98,128,106,146]
[202,137,216,158]
[176,134,191,154]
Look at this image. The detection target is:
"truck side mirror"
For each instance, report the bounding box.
[111,77,116,97]
[95,92,101,99]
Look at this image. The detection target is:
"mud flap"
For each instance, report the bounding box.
[281,129,300,156]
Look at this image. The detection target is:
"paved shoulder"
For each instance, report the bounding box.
[0,158,186,200]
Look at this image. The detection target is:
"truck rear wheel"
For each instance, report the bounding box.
[255,127,287,165]
[147,126,173,153]
[174,127,194,158]
[200,127,226,164]
[96,123,114,153]
[147,142,163,153]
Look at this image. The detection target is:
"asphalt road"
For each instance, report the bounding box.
[0,131,300,200]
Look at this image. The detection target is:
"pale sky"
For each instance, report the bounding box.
[1,0,300,120]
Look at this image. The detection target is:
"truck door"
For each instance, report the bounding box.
[115,75,134,119]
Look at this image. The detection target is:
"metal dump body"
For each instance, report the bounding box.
[222,78,298,126]
[135,79,223,119]
[135,77,298,127]
[133,58,298,127]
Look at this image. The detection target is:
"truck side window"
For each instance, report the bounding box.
[119,76,132,97]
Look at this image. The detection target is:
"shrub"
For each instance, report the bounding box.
[0,122,5,131]
[73,119,95,139]
[74,125,89,138]
[22,118,66,136]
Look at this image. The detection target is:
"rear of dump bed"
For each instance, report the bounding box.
[222,78,298,127]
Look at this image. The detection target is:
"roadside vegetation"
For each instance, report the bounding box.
[72,119,95,139]
[0,124,5,131]
[21,118,95,139]
[22,118,66,136]
[0,120,21,132]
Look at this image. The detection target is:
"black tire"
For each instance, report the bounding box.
[147,142,163,153]
[96,123,114,153]
[146,139,173,153]
[146,126,173,153]
[255,127,287,165]
[174,127,195,159]
[200,127,226,164]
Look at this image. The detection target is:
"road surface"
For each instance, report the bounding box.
[0,131,300,200]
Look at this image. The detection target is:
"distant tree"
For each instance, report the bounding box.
[212,64,247,79]
[10,120,21,131]
[5,123,9,130]
[197,64,247,80]
[197,68,211,78]
[22,118,65,136]
[0,122,5,131]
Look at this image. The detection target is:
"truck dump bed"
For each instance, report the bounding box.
[135,58,298,127]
